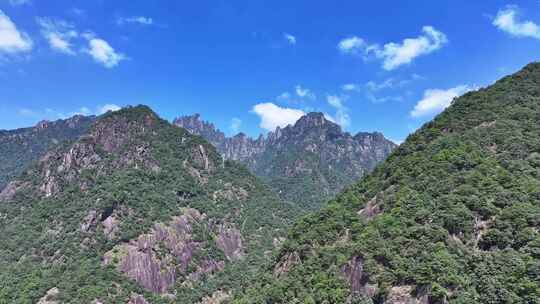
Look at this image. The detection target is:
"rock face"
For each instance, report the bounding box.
[174,112,396,210]
[103,208,235,294]
[0,114,94,190]
[37,287,60,304]
[0,105,297,303]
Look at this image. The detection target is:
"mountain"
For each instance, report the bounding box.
[234,64,540,303]
[0,115,95,189]
[174,113,396,210]
[0,106,299,303]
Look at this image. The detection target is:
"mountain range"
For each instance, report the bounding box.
[0,106,299,303]
[0,63,539,303]
[234,63,540,303]
[0,115,95,189]
[174,113,396,210]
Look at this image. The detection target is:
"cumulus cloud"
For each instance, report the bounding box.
[252,102,305,131]
[36,17,78,55]
[0,10,33,54]
[338,36,367,54]
[410,85,472,118]
[284,33,296,45]
[85,38,126,68]
[117,16,153,26]
[327,95,350,128]
[338,26,447,70]
[493,6,540,39]
[377,26,447,70]
[230,117,242,133]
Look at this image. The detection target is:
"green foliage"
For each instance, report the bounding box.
[0,116,94,189]
[235,63,540,303]
[0,106,299,303]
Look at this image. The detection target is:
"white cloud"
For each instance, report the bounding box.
[230,117,242,133]
[117,16,153,26]
[338,36,367,54]
[338,26,447,70]
[36,17,78,55]
[85,38,126,68]
[97,104,121,114]
[493,6,540,39]
[376,26,447,70]
[284,33,296,45]
[252,102,305,131]
[327,95,350,128]
[0,10,33,54]
[410,85,472,118]
[295,85,315,99]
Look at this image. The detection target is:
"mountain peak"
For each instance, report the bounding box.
[294,112,332,129]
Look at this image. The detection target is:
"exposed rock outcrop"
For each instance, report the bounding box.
[0,180,28,202]
[174,113,396,210]
[273,251,300,277]
[127,294,150,304]
[0,114,94,190]
[216,225,244,261]
[104,208,243,294]
[198,290,231,304]
[37,287,60,304]
[386,285,429,304]
[340,256,378,300]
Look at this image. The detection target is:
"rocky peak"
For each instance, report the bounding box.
[35,120,50,130]
[295,112,328,128]
[173,114,225,146]
[174,112,397,210]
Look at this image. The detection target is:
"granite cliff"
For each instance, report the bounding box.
[0,106,298,303]
[174,112,396,210]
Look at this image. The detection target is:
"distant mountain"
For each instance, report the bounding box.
[234,64,540,303]
[0,106,298,303]
[174,112,396,210]
[0,115,95,189]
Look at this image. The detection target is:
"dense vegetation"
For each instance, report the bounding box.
[0,106,299,303]
[0,115,94,189]
[234,63,540,303]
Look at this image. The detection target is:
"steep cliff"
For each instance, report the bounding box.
[0,115,95,189]
[234,64,540,303]
[174,113,396,210]
[0,106,298,303]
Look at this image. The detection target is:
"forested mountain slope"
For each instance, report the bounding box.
[0,106,298,303]
[0,115,94,189]
[234,63,540,303]
[175,113,396,211]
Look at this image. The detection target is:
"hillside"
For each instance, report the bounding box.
[234,64,540,303]
[0,115,95,189]
[0,106,298,303]
[174,113,396,211]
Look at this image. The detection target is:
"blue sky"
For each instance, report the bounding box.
[1,1,540,143]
